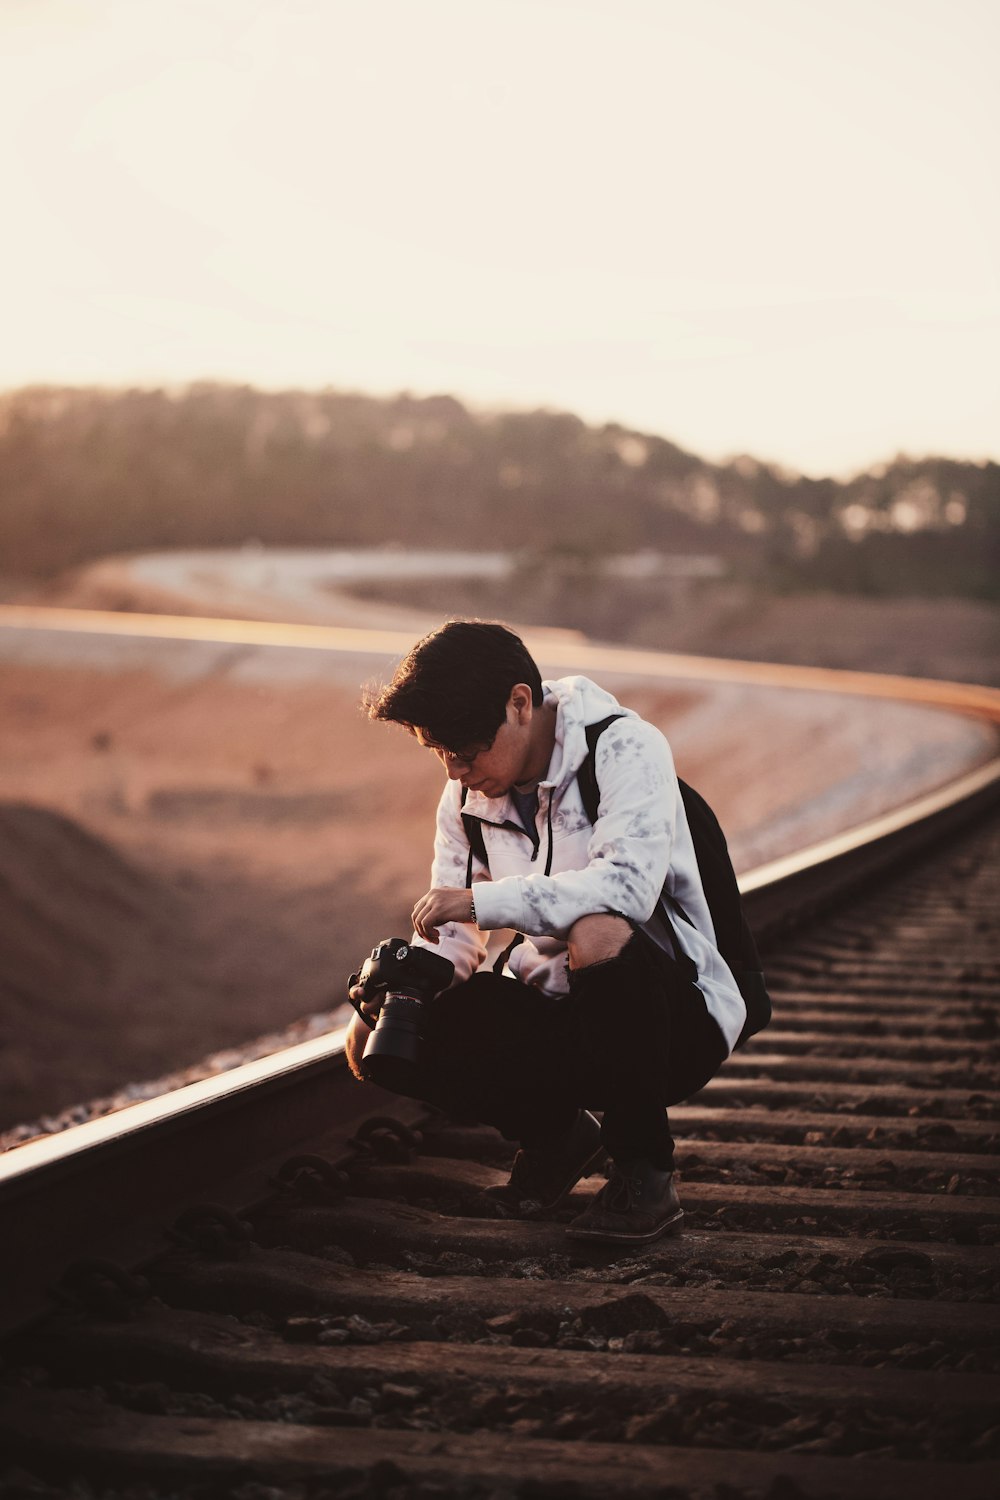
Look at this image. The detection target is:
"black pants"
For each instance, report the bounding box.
[401,930,728,1170]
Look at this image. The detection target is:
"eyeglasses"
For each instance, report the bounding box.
[439,745,486,768]
[420,725,502,767]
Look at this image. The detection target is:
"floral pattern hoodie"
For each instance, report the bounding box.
[412,674,748,1054]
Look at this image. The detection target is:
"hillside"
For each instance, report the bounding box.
[1,383,996,597]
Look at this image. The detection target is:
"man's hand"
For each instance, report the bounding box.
[345,1008,371,1082]
[411,886,474,943]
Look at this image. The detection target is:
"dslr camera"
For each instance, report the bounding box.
[349,937,454,1091]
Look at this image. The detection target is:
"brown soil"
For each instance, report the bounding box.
[0,662,715,1132]
[339,578,1000,689]
[1,630,994,1140]
[3,551,997,1138]
[0,661,433,1134]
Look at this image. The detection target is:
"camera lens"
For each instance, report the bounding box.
[361,988,426,1093]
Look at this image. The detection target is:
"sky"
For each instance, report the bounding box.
[0,0,997,478]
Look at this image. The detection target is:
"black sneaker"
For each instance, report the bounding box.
[566,1158,683,1243]
[485,1110,606,1214]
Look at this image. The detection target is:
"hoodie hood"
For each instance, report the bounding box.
[539,675,641,791]
[458,675,636,823]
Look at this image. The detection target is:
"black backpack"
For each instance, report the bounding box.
[461,712,771,1049]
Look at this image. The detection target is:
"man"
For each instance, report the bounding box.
[346,620,746,1244]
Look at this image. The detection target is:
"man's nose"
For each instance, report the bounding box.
[445,757,465,780]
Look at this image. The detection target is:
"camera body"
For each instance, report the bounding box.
[350,937,454,1092]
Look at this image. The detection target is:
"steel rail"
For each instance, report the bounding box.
[1,610,998,1337]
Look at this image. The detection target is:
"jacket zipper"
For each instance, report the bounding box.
[466,798,551,864]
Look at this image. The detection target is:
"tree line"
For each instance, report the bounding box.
[0,383,995,596]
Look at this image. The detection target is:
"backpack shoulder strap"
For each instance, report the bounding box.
[460,786,488,888]
[579,714,625,823]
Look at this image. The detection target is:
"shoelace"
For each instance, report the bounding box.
[604,1171,643,1213]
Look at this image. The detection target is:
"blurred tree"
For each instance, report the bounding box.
[0,384,994,598]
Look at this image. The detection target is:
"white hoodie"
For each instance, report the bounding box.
[413,674,748,1054]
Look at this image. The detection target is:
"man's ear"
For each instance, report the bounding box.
[509,683,534,722]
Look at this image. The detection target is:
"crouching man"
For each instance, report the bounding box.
[345,620,746,1245]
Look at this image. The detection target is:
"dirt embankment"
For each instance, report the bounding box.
[0,661,430,1136]
[1,637,994,1141]
[0,802,197,1121]
[342,577,1000,689]
[2,556,996,1138]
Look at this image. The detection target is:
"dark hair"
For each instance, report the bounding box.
[364,620,544,751]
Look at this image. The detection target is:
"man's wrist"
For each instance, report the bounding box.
[469,887,477,925]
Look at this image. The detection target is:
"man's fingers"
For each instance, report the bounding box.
[411,902,439,943]
[413,887,469,940]
[412,894,436,942]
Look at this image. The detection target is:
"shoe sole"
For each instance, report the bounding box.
[565,1205,685,1244]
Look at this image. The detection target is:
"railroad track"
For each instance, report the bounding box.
[1,666,999,1498]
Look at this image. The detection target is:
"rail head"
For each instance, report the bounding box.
[0,1029,349,1192]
